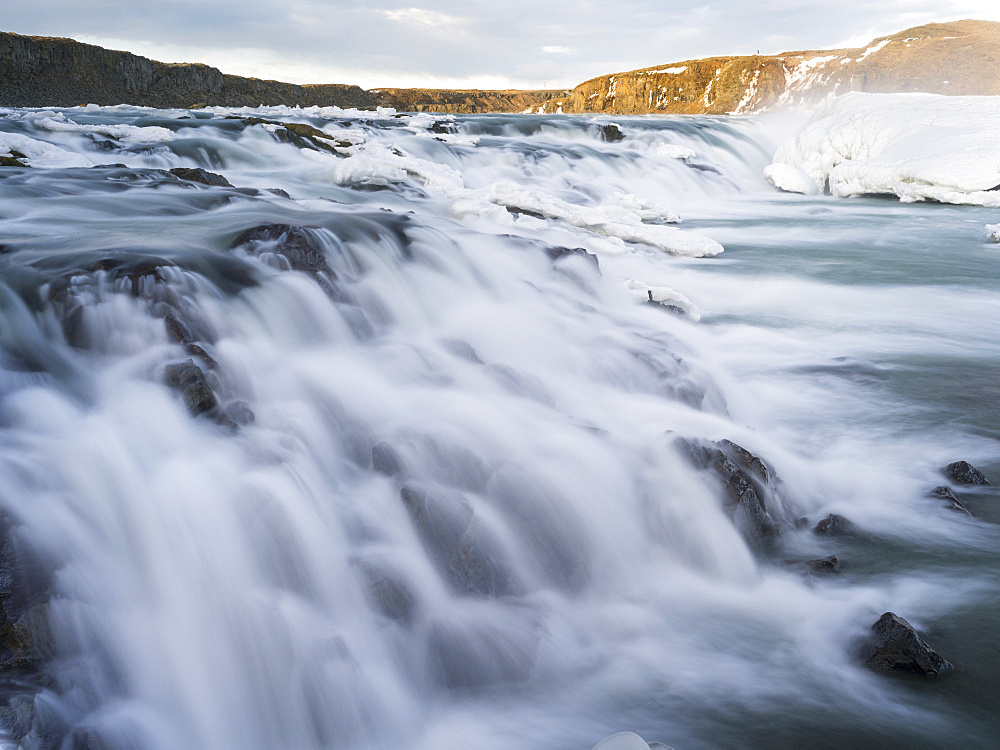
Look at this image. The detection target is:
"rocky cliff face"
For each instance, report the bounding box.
[372,88,568,114]
[0,32,378,109]
[549,20,1000,115]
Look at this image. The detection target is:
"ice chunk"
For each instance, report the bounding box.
[987,224,1000,242]
[766,92,1000,206]
[763,163,820,195]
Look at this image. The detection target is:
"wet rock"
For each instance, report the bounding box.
[544,245,600,270]
[440,339,483,364]
[942,460,989,486]
[596,123,625,142]
[371,442,403,477]
[222,400,255,427]
[428,120,457,134]
[813,514,857,535]
[163,359,204,389]
[447,526,513,597]
[864,611,952,676]
[679,438,782,541]
[0,150,28,167]
[427,616,537,689]
[930,486,973,516]
[182,382,217,415]
[357,563,416,625]
[238,118,350,155]
[167,167,233,187]
[399,485,472,564]
[184,343,219,370]
[0,694,38,744]
[806,555,840,573]
[164,312,192,343]
[232,224,333,281]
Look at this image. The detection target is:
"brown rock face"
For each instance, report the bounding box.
[0,32,377,109]
[553,20,1000,115]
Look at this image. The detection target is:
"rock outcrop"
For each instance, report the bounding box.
[548,20,1000,115]
[864,612,952,676]
[0,32,377,109]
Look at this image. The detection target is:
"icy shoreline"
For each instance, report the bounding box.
[764,92,1000,207]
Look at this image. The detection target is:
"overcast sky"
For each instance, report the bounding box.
[7,1,1000,89]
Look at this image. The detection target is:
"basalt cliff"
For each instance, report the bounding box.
[1,20,999,114]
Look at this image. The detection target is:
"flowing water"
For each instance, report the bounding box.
[0,105,997,750]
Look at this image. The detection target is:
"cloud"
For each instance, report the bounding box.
[7,0,1000,90]
[380,7,468,28]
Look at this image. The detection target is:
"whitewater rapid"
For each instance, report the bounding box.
[0,100,997,750]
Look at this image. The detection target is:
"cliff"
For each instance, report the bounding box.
[0,32,378,109]
[372,88,568,114]
[550,20,1000,115]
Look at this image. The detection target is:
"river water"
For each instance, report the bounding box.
[0,105,997,749]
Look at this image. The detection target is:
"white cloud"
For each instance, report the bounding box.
[542,45,572,54]
[380,7,467,28]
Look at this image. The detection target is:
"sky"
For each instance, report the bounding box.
[6,1,1000,90]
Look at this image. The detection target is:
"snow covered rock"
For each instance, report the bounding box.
[766,92,1000,206]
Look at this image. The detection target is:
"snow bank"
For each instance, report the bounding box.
[766,92,1000,206]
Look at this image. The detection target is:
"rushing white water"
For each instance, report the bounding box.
[0,102,997,750]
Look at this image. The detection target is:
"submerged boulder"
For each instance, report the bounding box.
[930,486,973,516]
[864,611,952,676]
[813,514,857,535]
[942,461,990,486]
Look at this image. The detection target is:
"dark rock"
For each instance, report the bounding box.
[864,611,952,676]
[399,485,473,566]
[266,188,291,199]
[806,555,840,573]
[232,224,333,281]
[164,312,192,343]
[222,400,255,427]
[544,245,600,270]
[184,343,219,370]
[679,438,782,540]
[597,123,625,142]
[357,564,416,625]
[440,339,483,364]
[372,442,403,477]
[814,514,857,535]
[428,120,457,134]
[930,486,973,516]
[182,382,217,415]
[448,526,513,597]
[943,460,989,486]
[0,694,38,744]
[163,359,204,389]
[167,167,232,187]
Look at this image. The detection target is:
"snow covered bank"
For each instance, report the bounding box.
[765,93,1000,206]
